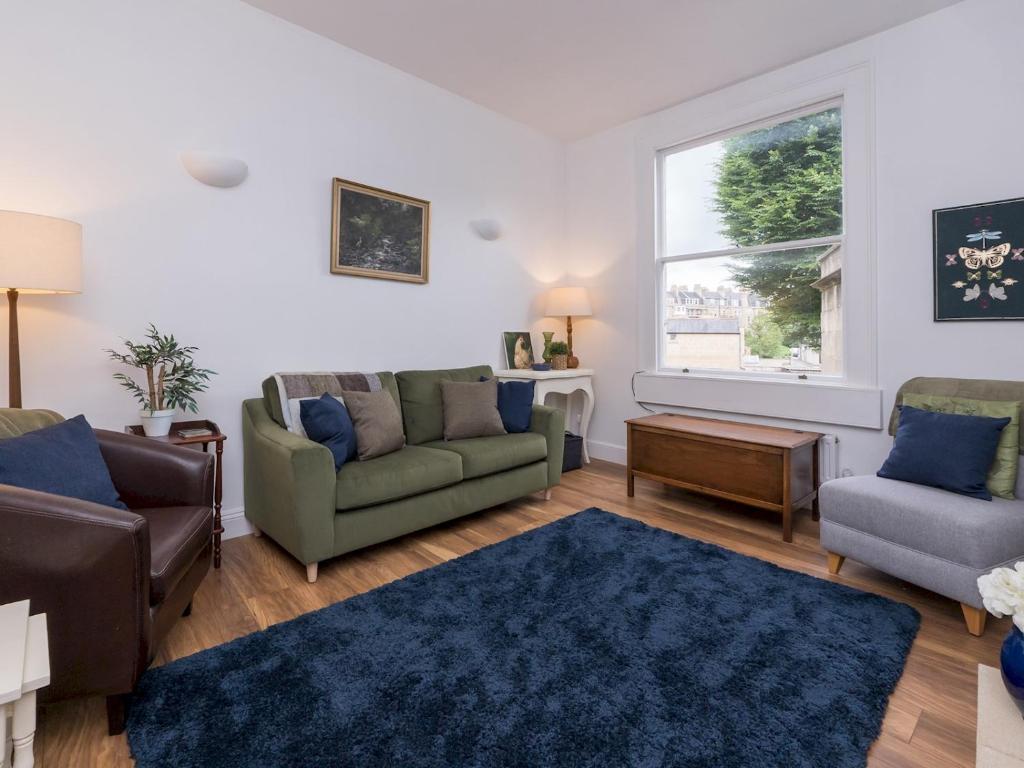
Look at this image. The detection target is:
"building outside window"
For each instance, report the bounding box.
[658,103,843,376]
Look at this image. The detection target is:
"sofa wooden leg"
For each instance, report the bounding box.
[826,552,845,575]
[306,563,318,584]
[181,600,192,617]
[252,527,262,537]
[962,603,987,637]
[544,488,552,501]
[106,693,128,736]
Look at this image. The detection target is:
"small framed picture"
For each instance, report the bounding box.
[330,177,430,284]
[503,332,535,370]
[934,196,1024,321]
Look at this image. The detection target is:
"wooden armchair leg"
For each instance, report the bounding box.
[106,693,128,736]
[961,603,987,637]
[826,552,845,575]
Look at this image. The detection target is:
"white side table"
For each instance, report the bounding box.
[0,601,49,768]
[495,368,595,463]
[978,664,1024,767]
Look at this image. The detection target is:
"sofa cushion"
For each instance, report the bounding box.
[336,445,462,510]
[300,394,358,470]
[440,379,506,440]
[396,366,494,445]
[820,475,1024,569]
[136,506,212,605]
[424,433,547,480]
[342,389,406,460]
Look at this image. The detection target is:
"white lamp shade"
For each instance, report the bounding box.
[0,210,82,294]
[545,286,592,317]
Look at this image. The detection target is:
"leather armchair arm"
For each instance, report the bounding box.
[0,484,151,700]
[96,429,214,509]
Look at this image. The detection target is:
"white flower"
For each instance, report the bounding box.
[978,563,1024,622]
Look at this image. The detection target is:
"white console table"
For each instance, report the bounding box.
[978,664,1024,768]
[1,601,49,768]
[496,368,594,463]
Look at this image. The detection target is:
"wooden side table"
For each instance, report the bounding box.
[124,419,226,568]
[495,368,595,463]
[1,600,50,768]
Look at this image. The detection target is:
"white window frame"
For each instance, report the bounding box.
[634,63,880,428]
[656,98,844,378]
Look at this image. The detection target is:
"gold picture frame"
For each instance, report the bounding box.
[330,177,430,284]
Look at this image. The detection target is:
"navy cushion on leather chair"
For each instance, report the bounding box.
[0,414,126,509]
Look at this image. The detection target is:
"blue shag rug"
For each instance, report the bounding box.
[126,508,919,767]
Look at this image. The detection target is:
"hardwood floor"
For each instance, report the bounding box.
[35,459,1000,767]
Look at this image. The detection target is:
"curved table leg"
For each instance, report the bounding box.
[578,381,595,463]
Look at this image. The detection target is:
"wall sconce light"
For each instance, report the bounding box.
[180,150,249,188]
[469,219,502,241]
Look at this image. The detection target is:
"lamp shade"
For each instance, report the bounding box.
[545,286,592,317]
[0,211,82,294]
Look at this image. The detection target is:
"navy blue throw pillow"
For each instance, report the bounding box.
[0,414,126,509]
[300,394,358,471]
[878,405,1011,500]
[481,377,535,433]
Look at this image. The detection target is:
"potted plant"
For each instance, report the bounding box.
[549,341,570,370]
[979,564,1024,715]
[107,324,216,437]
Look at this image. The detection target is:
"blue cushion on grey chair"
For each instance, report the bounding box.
[0,414,126,509]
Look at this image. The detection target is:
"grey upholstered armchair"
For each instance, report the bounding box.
[820,377,1024,636]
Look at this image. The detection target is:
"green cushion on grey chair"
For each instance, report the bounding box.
[425,433,547,480]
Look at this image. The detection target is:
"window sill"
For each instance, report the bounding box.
[633,371,883,429]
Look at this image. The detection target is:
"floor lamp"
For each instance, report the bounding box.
[0,211,82,408]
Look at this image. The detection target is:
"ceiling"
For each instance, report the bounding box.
[242,0,960,140]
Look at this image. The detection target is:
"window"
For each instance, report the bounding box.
[657,104,843,377]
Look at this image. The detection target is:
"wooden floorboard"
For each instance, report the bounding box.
[34,459,1000,767]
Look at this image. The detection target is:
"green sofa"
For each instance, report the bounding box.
[242,365,565,582]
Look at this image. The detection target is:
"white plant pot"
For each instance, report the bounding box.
[139,409,175,437]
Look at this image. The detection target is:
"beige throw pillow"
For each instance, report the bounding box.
[340,390,405,460]
[440,379,506,441]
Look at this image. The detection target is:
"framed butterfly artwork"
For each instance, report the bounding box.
[933,196,1024,321]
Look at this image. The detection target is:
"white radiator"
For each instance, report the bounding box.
[818,434,839,483]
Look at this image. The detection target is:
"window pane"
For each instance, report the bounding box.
[662,106,842,257]
[662,244,841,374]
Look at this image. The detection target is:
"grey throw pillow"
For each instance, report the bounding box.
[440,379,507,441]
[340,390,405,460]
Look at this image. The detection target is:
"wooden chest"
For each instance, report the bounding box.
[626,413,822,542]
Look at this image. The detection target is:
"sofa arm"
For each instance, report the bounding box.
[529,405,565,488]
[96,429,214,509]
[242,399,336,565]
[0,484,151,700]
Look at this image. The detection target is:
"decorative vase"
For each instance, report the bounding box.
[551,354,568,370]
[1001,625,1024,717]
[139,408,175,437]
[542,331,554,364]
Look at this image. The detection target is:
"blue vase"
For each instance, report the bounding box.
[1001,626,1024,717]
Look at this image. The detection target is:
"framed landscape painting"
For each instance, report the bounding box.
[934,196,1024,321]
[331,178,430,284]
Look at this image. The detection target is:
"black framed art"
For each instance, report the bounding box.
[933,196,1024,321]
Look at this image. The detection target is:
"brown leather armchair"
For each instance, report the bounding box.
[0,410,214,735]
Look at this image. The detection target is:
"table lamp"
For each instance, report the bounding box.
[0,211,82,407]
[545,286,592,369]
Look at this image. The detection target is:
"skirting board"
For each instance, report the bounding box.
[587,439,626,465]
[221,507,253,540]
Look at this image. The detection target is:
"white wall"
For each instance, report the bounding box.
[565,0,1024,475]
[0,0,566,534]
